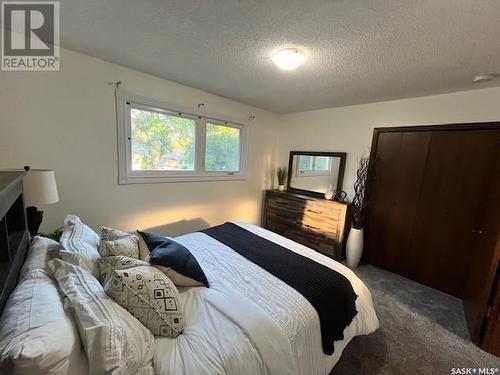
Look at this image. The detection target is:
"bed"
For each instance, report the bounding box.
[0,173,379,375]
[155,223,379,375]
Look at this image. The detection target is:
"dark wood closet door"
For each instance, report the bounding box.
[406,129,500,297]
[478,267,500,356]
[365,126,500,298]
[364,131,431,276]
[462,147,500,344]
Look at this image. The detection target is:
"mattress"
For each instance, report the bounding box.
[153,223,379,375]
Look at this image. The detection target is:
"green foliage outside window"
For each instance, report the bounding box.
[205,123,240,171]
[131,109,195,171]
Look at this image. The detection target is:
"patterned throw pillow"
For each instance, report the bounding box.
[98,255,148,283]
[102,264,184,338]
[100,236,140,258]
[99,227,140,258]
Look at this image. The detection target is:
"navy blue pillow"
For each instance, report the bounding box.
[138,231,209,287]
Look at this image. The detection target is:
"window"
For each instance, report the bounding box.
[117,95,247,184]
[296,155,332,176]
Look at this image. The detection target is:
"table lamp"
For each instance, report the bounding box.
[23,166,59,237]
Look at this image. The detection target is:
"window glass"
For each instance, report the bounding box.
[297,155,332,174]
[314,156,331,171]
[205,123,241,172]
[130,108,195,171]
[298,155,314,172]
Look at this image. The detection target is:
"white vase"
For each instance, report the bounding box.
[346,228,364,268]
[278,184,285,191]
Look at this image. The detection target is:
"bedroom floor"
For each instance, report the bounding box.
[332,264,500,374]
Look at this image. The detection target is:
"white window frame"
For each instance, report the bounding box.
[117,93,248,184]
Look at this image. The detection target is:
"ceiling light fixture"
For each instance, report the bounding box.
[271,48,306,70]
[473,74,499,83]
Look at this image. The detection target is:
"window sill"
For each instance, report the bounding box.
[118,174,247,185]
[295,172,333,178]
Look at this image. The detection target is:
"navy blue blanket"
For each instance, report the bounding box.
[201,222,358,355]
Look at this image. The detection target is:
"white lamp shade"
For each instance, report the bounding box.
[23,169,59,206]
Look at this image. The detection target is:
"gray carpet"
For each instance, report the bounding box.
[332,264,500,374]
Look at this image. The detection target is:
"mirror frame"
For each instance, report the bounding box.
[287,151,347,198]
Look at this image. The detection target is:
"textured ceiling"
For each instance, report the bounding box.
[59,0,500,113]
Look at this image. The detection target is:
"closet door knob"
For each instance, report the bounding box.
[471,229,483,235]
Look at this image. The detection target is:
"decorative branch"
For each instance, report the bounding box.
[351,156,369,229]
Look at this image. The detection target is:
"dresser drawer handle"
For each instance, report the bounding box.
[304,224,320,230]
[271,199,287,206]
[306,209,322,214]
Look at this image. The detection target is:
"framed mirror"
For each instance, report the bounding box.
[287,151,346,198]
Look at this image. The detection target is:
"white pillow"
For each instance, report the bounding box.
[138,235,150,260]
[59,249,100,277]
[59,215,101,278]
[102,264,184,337]
[99,227,140,258]
[0,270,88,375]
[19,236,62,282]
[48,258,155,375]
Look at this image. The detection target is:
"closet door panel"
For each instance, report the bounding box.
[463,135,500,343]
[365,131,431,277]
[407,129,500,297]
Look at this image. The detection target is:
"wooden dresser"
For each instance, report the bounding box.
[263,190,348,260]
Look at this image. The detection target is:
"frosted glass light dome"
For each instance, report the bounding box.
[271,48,306,70]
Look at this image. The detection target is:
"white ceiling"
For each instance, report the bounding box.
[59,0,500,113]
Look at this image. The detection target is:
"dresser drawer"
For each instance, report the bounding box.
[266,207,297,227]
[267,195,300,212]
[293,229,336,257]
[302,200,328,214]
[263,190,347,260]
[302,200,343,218]
[266,196,299,225]
[299,211,339,235]
[265,218,299,240]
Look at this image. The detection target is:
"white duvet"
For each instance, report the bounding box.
[153,223,379,375]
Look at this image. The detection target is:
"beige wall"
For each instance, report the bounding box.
[2,48,499,234]
[278,87,500,199]
[0,48,280,234]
